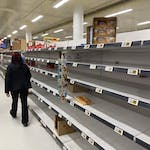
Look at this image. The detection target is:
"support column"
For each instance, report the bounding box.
[26,30,32,44]
[73,4,84,44]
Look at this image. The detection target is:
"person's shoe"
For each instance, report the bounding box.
[10,110,16,118]
[22,122,28,127]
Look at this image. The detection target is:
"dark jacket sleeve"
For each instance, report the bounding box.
[5,65,12,93]
[25,64,32,88]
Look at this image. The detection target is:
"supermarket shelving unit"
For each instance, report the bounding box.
[0,40,150,150]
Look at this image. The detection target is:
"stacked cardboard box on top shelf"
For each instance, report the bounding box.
[12,39,26,50]
[87,17,117,44]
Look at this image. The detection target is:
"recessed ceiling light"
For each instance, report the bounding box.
[83,22,88,25]
[32,15,43,23]
[41,33,48,37]
[53,0,69,9]
[137,21,150,26]
[7,34,12,38]
[12,30,18,34]
[19,25,27,30]
[65,35,72,39]
[33,36,39,39]
[105,9,133,18]
[54,29,64,33]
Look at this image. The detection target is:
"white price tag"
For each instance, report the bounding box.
[48,106,52,110]
[52,74,56,78]
[42,59,44,62]
[85,110,91,116]
[81,132,87,139]
[114,127,123,136]
[38,48,41,51]
[40,70,43,74]
[127,69,138,76]
[67,121,72,127]
[88,138,95,145]
[38,97,41,101]
[54,47,57,50]
[72,63,78,67]
[47,60,50,63]
[53,92,56,96]
[72,46,76,50]
[90,64,96,70]
[97,43,104,48]
[47,89,50,93]
[58,114,62,118]
[128,98,139,106]
[40,85,43,88]
[45,72,48,75]
[40,100,43,103]
[105,66,113,72]
[31,58,33,60]
[84,44,90,49]
[122,42,132,47]
[70,80,75,84]
[55,61,59,64]
[70,101,75,107]
[63,47,67,50]
[95,87,103,94]
[48,48,51,51]
[37,58,40,61]
[34,58,36,61]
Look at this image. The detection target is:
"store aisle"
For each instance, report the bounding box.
[0,77,61,150]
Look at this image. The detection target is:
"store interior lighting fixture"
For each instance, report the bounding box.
[41,33,49,37]
[65,35,72,39]
[53,0,69,9]
[54,29,64,33]
[137,21,150,26]
[19,25,27,30]
[105,9,133,18]
[7,34,11,38]
[32,15,43,23]
[12,30,18,34]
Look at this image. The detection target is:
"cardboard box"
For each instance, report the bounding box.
[75,96,91,105]
[68,83,88,93]
[55,115,76,136]
[12,39,26,50]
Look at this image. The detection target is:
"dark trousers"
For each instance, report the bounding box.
[11,89,29,124]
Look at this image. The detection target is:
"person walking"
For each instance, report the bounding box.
[5,52,32,127]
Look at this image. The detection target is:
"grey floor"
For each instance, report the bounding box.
[0,77,61,150]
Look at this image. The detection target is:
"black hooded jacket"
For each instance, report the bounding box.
[5,63,32,93]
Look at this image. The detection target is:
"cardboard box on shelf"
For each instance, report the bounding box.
[12,39,26,50]
[54,115,76,136]
[68,83,89,93]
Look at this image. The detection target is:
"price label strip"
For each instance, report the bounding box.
[97,43,104,48]
[105,66,113,72]
[81,132,87,139]
[70,79,75,84]
[72,62,78,67]
[58,114,62,118]
[40,120,47,128]
[67,121,72,127]
[70,101,75,107]
[95,87,103,94]
[122,42,132,47]
[72,46,76,50]
[90,64,97,70]
[84,44,90,49]
[114,127,124,136]
[127,68,139,75]
[88,138,95,145]
[85,110,91,117]
[128,98,139,106]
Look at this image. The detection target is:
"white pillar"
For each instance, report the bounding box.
[26,30,32,44]
[73,4,84,44]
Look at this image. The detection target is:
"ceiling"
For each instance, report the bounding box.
[0,0,150,41]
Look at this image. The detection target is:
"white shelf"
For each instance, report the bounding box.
[30,71,150,147]
[30,84,144,150]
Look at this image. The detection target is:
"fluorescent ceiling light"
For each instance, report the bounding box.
[54,29,64,33]
[32,15,43,22]
[19,25,27,30]
[105,9,133,18]
[4,37,7,40]
[116,27,119,29]
[83,22,88,25]
[41,33,48,37]
[53,0,69,8]
[12,30,18,34]
[7,34,12,38]
[137,21,150,26]
[65,35,72,39]
[83,33,87,35]
[33,36,38,39]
